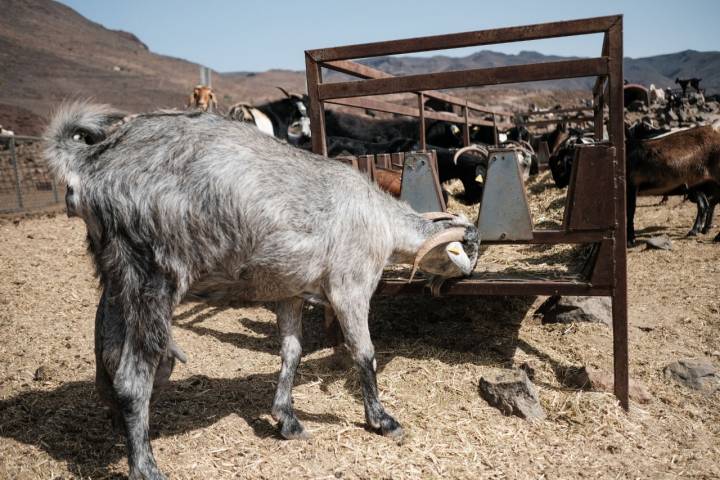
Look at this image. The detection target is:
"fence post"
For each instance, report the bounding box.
[10,137,23,210]
[51,178,60,204]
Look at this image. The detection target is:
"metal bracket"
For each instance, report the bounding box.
[400,152,446,213]
[477,150,533,240]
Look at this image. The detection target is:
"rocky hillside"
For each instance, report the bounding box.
[0,0,306,134]
[1,0,718,135]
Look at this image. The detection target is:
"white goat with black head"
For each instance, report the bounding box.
[45,102,480,480]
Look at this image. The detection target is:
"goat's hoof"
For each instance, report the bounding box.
[279,417,310,440]
[129,466,166,480]
[379,414,404,440]
[687,230,698,237]
[627,240,637,248]
[713,234,720,243]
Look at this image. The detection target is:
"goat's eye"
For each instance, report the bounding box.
[72,133,83,141]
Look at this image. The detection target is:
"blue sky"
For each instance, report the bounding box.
[60,0,720,72]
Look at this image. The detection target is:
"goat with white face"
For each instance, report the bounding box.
[45,103,480,480]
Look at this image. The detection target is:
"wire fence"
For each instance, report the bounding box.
[0,135,64,213]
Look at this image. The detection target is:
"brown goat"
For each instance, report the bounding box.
[187,85,217,112]
[627,124,720,244]
[374,168,402,198]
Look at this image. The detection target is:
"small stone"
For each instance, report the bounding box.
[535,295,612,326]
[560,366,652,404]
[479,369,545,420]
[645,235,672,251]
[33,365,51,381]
[664,359,719,392]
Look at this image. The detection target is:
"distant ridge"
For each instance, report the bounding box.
[1,0,718,134]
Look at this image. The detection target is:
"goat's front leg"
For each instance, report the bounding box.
[702,200,717,234]
[331,294,403,439]
[271,298,309,440]
[687,190,708,236]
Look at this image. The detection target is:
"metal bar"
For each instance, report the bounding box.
[522,116,595,127]
[318,58,609,100]
[10,136,23,210]
[51,179,59,204]
[305,53,327,156]
[307,15,620,61]
[523,106,594,116]
[324,96,499,127]
[376,278,611,297]
[322,60,513,117]
[418,93,427,151]
[462,103,470,147]
[493,113,499,146]
[607,18,629,411]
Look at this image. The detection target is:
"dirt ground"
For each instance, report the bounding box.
[1,173,719,479]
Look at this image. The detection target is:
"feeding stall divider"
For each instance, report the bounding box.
[304,15,629,409]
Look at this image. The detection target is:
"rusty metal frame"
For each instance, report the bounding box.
[305,15,628,409]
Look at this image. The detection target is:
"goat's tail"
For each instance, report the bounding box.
[44,101,126,183]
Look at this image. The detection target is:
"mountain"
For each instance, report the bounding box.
[0,0,306,134]
[1,0,719,135]
[352,50,720,93]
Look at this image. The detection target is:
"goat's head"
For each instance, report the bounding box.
[277,87,312,143]
[189,85,216,112]
[410,213,480,281]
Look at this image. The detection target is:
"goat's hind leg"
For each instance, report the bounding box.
[271,298,309,440]
[112,282,173,480]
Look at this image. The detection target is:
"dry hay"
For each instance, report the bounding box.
[1,180,719,479]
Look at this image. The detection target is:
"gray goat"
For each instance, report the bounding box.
[45,102,480,480]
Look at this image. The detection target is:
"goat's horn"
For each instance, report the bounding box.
[276,86,304,99]
[421,212,456,222]
[409,227,467,282]
[453,145,488,165]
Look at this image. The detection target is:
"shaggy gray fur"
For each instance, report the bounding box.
[45,102,480,479]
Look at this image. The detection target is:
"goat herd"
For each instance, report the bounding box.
[38,78,719,479]
[189,83,720,246]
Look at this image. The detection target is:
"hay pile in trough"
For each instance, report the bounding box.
[386,171,589,281]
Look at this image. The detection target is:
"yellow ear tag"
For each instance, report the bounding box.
[447,245,462,255]
[475,174,484,184]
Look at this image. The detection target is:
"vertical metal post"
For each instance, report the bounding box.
[493,113,499,146]
[608,17,629,411]
[51,179,60,204]
[462,102,470,147]
[305,53,328,156]
[418,92,426,151]
[10,136,23,210]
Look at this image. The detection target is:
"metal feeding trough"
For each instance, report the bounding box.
[478,150,533,241]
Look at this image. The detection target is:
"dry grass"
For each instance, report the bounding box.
[1,175,719,479]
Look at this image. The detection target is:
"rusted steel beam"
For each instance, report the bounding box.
[305,53,327,156]
[522,116,595,127]
[462,103,470,147]
[607,19,629,411]
[462,230,609,244]
[418,93,427,151]
[318,58,609,100]
[322,60,513,118]
[375,278,611,297]
[523,106,594,116]
[324,96,498,127]
[307,15,620,62]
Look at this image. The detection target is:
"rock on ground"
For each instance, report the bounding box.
[479,369,546,420]
[664,359,719,392]
[559,366,652,404]
[534,295,612,326]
